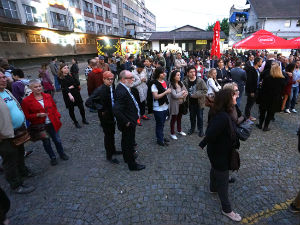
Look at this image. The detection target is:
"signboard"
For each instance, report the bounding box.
[120,38,147,56]
[196,40,207,45]
[235,34,242,37]
[97,37,121,56]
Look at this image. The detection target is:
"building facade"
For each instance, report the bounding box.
[0,0,156,59]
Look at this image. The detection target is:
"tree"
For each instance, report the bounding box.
[206,18,229,37]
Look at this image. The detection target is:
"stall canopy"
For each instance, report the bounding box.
[233,30,297,49]
[288,37,300,49]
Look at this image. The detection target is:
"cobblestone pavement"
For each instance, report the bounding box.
[1,67,300,225]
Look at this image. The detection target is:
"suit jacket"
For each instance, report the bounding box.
[245,66,258,94]
[85,84,115,124]
[113,83,139,131]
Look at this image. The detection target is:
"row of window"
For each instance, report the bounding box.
[122,3,143,19]
[123,16,144,28]
[145,17,155,26]
[145,9,155,19]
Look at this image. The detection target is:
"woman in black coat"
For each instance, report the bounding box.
[256,63,286,131]
[58,64,88,128]
[204,89,242,222]
[70,58,79,83]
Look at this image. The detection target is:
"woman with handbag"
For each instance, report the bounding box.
[58,64,88,128]
[204,88,242,222]
[39,63,54,97]
[169,70,188,140]
[22,79,69,166]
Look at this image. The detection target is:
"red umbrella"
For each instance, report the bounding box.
[233,30,296,49]
[288,37,300,49]
[211,21,221,59]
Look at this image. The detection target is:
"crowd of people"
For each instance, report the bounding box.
[0,48,300,223]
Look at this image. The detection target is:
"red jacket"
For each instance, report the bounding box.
[87,68,104,95]
[22,92,62,132]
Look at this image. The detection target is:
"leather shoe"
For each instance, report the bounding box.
[82,119,89,125]
[187,129,194,135]
[74,122,81,128]
[263,127,271,132]
[128,163,145,171]
[256,124,262,129]
[163,138,170,142]
[60,154,69,161]
[50,158,58,166]
[157,142,168,147]
[108,158,119,164]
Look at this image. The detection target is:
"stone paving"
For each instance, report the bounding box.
[1,66,300,225]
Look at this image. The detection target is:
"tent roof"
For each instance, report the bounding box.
[288,37,300,49]
[233,30,298,49]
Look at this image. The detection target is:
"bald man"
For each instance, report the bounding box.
[86,71,121,164]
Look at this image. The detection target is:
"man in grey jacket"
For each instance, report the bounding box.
[49,57,60,91]
[0,72,35,194]
[230,61,247,107]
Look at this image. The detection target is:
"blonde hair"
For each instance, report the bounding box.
[270,63,284,78]
[223,82,238,91]
[207,68,216,79]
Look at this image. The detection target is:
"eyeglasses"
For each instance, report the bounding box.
[125,76,134,79]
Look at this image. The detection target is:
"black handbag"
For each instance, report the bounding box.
[236,120,252,141]
[229,148,240,171]
[179,101,188,115]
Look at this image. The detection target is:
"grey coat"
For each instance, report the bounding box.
[169,83,187,115]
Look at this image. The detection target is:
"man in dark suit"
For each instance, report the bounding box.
[244,57,263,121]
[85,71,122,164]
[113,70,146,171]
[244,54,255,71]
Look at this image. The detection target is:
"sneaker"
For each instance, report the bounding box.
[178,131,186,136]
[289,203,300,213]
[284,109,291,114]
[291,109,297,113]
[222,211,242,222]
[170,134,178,140]
[141,115,150,120]
[137,119,142,126]
[249,116,256,121]
[13,184,36,194]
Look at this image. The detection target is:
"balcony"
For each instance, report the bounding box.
[96,15,103,21]
[94,0,102,4]
[49,4,66,10]
[105,18,111,23]
[0,16,22,25]
[103,2,110,8]
[84,11,94,18]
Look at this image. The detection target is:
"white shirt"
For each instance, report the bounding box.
[37,99,51,124]
[151,83,169,111]
[207,78,221,95]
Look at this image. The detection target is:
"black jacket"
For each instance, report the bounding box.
[58,75,83,108]
[206,112,236,171]
[113,83,139,131]
[85,84,115,124]
[216,67,231,86]
[245,66,258,94]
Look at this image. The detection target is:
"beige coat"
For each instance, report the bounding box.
[183,77,208,108]
[169,83,187,115]
[132,69,148,102]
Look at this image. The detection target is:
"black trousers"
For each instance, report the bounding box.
[244,95,256,119]
[0,140,28,189]
[68,102,86,123]
[259,105,274,128]
[101,122,116,160]
[139,101,146,116]
[210,168,231,213]
[0,187,10,224]
[121,125,136,166]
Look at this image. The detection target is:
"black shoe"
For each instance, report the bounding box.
[229,177,236,183]
[13,184,36,194]
[128,163,146,171]
[157,142,168,147]
[108,158,119,164]
[289,203,300,213]
[187,129,194,135]
[198,131,204,137]
[263,127,271,132]
[256,124,262,129]
[60,154,69,161]
[74,122,81,128]
[50,158,58,166]
[82,119,89,125]
[163,138,170,142]
[113,151,123,155]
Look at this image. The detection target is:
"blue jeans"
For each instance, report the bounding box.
[42,123,65,159]
[189,104,204,133]
[53,74,61,91]
[153,110,168,144]
[290,86,299,109]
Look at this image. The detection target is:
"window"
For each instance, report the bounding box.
[51,12,67,27]
[104,9,110,19]
[83,1,93,13]
[106,25,111,33]
[85,20,94,31]
[75,38,85,44]
[112,13,117,19]
[103,0,109,4]
[69,0,80,8]
[297,19,300,27]
[111,0,116,4]
[23,5,44,23]
[28,34,48,43]
[113,27,118,33]
[94,5,102,16]
[0,0,18,19]
[97,23,104,33]
[0,31,18,41]
[285,20,291,27]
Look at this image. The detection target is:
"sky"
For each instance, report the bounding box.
[146,0,247,31]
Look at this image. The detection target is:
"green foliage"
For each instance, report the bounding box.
[206,18,229,37]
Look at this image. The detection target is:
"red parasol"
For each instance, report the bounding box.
[288,37,300,49]
[211,21,221,59]
[233,30,297,49]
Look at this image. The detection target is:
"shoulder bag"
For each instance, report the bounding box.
[11,124,31,147]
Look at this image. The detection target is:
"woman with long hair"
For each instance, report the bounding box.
[58,64,88,128]
[207,68,221,96]
[282,63,296,113]
[256,63,286,131]
[150,66,171,146]
[39,63,54,97]
[205,88,242,222]
[169,70,188,140]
